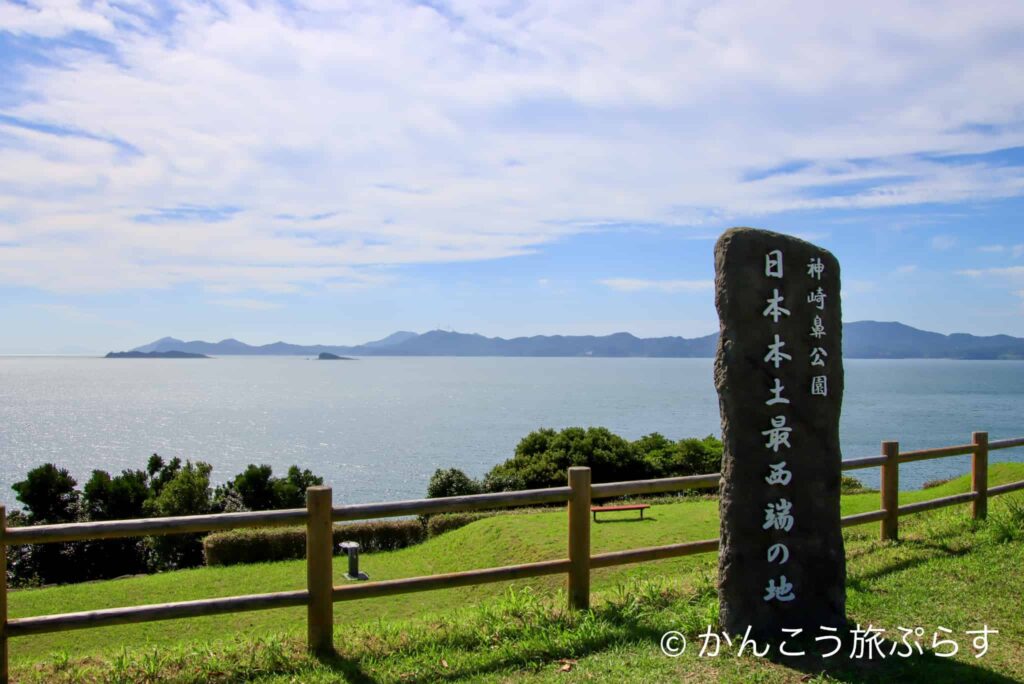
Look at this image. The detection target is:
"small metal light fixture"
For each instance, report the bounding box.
[338,541,369,580]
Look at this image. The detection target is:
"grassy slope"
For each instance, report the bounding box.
[8,463,1024,674]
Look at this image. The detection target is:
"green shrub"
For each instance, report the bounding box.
[840,475,869,493]
[217,464,324,511]
[203,519,427,566]
[427,468,482,498]
[484,427,648,491]
[479,427,724,493]
[426,513,493,537]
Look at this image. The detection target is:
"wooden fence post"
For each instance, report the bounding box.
[881,441,900,541]
[306,487,334,655]
[1,506,8,684]
[567,467,591,611]
[973,431,989,521]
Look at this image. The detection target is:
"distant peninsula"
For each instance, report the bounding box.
[128,322,1024,360]
[317,352,355,361]
[106,350,210,359]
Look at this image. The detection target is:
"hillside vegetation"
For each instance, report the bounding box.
[7,463,1024,682]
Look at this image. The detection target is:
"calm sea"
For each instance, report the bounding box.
[1,356,1022,507]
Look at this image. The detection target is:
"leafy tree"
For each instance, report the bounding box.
[147,454,182,498]
[12,464,80,523]
[83,469,149,521]
[273,466,324,508]
[427,468,482,498]
[10,464,82,584]
[232,464,277,511]
[481,428,724,493]
[80,469,151,578]
[144,461,213,569]
[217,464,325,511]
[484,427,647,491]
[7,455,327,583]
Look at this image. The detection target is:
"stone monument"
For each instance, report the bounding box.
[714,227,846,638]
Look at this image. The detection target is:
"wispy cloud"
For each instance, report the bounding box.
[209,298,283,310]
[958,266,1024,282]
[894,264,918,274]
[931,235,958,250]
[2,1,1024,293]
[599,278,714,293]
[976,243,1024,257]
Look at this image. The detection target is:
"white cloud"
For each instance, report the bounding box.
[976,244,1024,257]
[2,1,1024,292]
[931,235,958,250]
[894,264,918,274]
[599,278,714,293]
[958,266,1024,282]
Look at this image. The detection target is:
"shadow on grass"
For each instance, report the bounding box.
[766,632,1017,684]
[315,650,381,683]
[846,538,975,588]
[305,616,1018,684]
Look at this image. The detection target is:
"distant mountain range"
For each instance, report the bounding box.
[106,350,209,359]
[126,322,1024,360]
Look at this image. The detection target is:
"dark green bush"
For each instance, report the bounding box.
[427,468,482,498]
[426,513,493,537]
[7,457,330,585]
[217,464,324,511]
[479,427,724,493]
[144,460,214,570]
[203,519,427,567]
[13,463,80,524]
[840,474,870,493]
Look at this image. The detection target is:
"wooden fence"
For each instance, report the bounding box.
[1,430,1023,682]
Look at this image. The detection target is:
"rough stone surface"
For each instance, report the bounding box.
[714,227,846,638]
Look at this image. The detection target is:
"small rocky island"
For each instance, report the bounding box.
[105,350,210,359]
[317,352,355,360]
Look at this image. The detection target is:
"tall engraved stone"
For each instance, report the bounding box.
[714,227,846,638]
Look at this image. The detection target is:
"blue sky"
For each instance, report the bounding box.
[1,1,1023,353]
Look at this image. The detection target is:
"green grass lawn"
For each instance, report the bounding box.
[8,463,1024,682]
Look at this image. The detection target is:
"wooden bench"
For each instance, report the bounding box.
[590,504,650,521]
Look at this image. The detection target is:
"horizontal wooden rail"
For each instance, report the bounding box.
[897,491,977,516]
[5,590,308,637]
[986,480,1024,497]
[989,437,1024,451]
[841,455,888,471]
[840,509,887,527]
[590,538,718,568]
[898,443,975,463]
[2,508,308,545]
[331,487,572,521]
[591,473,719,498]
[333,558,571,601]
